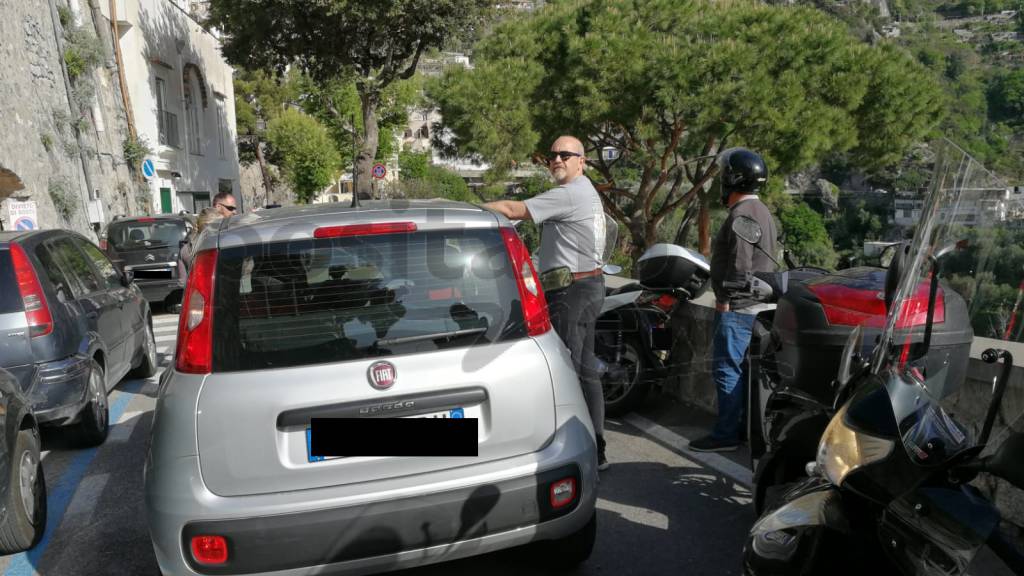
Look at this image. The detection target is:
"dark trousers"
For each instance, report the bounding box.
[545,275,605,435]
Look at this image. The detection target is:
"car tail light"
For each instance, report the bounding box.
[190,535,228,565]
[99,238,108,251]
[10,244,53,338]
[314,222,417,238]
[500,228,551,336]
[653,294,677,313]
[176,249,217,373]
[550,477,577,509]
[136,217,156,223]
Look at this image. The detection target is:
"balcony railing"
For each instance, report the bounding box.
[158,110,180,149]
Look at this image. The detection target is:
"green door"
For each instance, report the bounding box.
[160,188,172,214]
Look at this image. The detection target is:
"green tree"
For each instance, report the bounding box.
[778,201,839,269]
[234,69,301,204]
[265,109,341,203]
[396,150,475,201]
[207,0,490,197]
[429,0,943,262]
[990,68,1024,125]
[827,199,885,264]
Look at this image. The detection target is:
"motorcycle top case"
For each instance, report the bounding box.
[636,244,711,297]
[771,266,972,405]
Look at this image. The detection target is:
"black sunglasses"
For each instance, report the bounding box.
[546,150,583,163]
[217,203,238,212]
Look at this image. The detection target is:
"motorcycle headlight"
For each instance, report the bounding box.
[816,403,895,486]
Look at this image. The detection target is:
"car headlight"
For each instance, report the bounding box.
[816,403,895,486]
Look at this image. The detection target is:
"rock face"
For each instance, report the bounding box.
[0,1,134,237]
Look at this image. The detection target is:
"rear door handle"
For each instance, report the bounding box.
[86,312,98,319]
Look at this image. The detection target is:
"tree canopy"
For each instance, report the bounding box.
[207,0,490,196]
[429,0,944,259]
[265,109,341,203]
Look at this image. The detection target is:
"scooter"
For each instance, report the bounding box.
[743,141,1024,575]
[723,215,905,513]
[595,243,711,416]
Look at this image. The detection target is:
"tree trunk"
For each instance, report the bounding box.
[355,89,380,198]
[254,140,273,206]
[698,194,712,256]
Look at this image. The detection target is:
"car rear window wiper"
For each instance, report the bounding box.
[375,327,487,347]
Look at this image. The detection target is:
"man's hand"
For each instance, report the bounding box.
[715,301,730,312]
[482,200,531,221]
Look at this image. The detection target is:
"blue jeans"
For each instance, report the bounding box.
[711,310,755,442]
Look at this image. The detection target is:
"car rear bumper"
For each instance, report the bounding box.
[145,413,597,576]
[31,355,91,425]
[137,279,184,304]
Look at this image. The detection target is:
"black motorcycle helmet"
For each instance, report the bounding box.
[717,147,768,205]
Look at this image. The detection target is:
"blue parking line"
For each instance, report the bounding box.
[4,379,144,576]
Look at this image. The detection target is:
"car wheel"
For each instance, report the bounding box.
[546,511,597,568]
[0,427,47,553]
[76,360,109,447]
[129,321,158,378]
[601,338,649,417]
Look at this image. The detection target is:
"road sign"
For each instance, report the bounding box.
[371,163,387,180]
[141,158,156,180]
[7,200,37,231]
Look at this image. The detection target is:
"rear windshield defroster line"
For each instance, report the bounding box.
[211,228,529,372]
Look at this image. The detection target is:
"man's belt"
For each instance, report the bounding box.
[572,269,602,280]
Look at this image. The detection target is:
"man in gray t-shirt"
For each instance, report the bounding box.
[484,135,609,471]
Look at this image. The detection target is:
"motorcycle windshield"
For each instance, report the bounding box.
[869,140,1023,466]
[884,365,971,468]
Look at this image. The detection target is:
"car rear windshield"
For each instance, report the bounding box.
[107,220,187,250]
[0,249,22,314]
[211,228,528,371]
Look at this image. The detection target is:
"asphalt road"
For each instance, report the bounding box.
[0,313,756,576]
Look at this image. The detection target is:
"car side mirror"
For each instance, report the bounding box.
[121,269,134,287]
[732,215,762,245]
[983,432,1024,490]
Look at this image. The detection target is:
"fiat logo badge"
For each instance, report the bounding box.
[367,361,397,390]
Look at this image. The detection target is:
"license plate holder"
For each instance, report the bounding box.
[305,407,468,462]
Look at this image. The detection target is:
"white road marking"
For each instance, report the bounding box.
[62,472,109,522]
[624,413,753,488]
[597,497,670,530]
[108,417,141,442]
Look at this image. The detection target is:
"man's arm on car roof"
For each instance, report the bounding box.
[482,200,532,221]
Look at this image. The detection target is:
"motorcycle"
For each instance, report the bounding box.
[743,140,1024,575]
[595,243,711,416]
[729,220,901,513]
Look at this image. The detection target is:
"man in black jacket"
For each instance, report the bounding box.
[690,148,778,452]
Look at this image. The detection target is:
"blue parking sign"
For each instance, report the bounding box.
[141,158,156,180]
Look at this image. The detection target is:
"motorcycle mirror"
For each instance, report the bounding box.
[732,216,763,245]
[602,264,623,275]
[879,243,900,268]
[884,242,911,312]
[983,432,1024,491]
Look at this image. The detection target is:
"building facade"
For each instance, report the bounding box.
[103,0,240,214]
